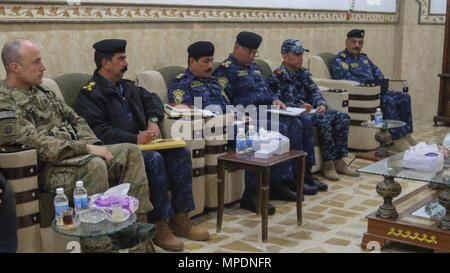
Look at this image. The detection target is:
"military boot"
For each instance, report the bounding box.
[153,219,184,252]
[405,134,417,146]
[334,158,360,177]
[322,160,340,181]
[169,212,210,241]
[389,138,410,153]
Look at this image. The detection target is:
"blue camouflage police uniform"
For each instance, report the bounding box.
[331,49,413,140]
[213,54,316,194]
[269,62,351,162]
[75,71,195,223]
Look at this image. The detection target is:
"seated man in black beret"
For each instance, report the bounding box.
[75,39,210,252]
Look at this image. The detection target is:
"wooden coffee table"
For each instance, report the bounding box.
[216,150,307,243]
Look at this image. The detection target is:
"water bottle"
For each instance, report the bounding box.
[444,133,450,148]
[374,108,383,124]
[54,188,69,223]
[236,128,247,153]
[73,180,88,212]
[246,125,257,152]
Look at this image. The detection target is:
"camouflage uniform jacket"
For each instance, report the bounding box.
[331,49,384,83]
[168,68,230,112]
[213,54,279,107]
[0,80,101,163]
[268,63,327,108]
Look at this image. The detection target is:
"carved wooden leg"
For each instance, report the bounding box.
[438,189,450,230]
[216,160,225,233]
[376,176,401,219]
[361,233,386,251]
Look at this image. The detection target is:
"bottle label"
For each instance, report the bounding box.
[375,116,383,124]
[236,139,246,150]
[74,197,88,209]
[246,138,253,147]
[55,203,69,217]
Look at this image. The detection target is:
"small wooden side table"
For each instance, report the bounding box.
[216,150,307,242]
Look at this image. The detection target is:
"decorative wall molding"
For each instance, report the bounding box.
[417,0,446,25]
[0,1,400,24]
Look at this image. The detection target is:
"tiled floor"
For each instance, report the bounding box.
[156,120,449,253]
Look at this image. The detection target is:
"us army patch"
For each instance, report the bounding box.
[191,81,203,88]
[217,77,229,88]
[173,89,185,104]
[0,110,18,145]
[82,81,96,91]
[341,62,349,70]
[350,63,359,68]
[237,70,248,76]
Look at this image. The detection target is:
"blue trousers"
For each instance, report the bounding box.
[0,187,17,253]
[381,91,413,140]
[142,148,195,222]
[310,110,350,161]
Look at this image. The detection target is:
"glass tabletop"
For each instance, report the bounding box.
[51,211,136,238]
[358,151,450,185]
[361,119,406,129]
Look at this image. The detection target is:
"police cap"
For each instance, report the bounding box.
[281,39,309,54]
[236,31,262,50]
[347,29,365,39]
[188,41,215,58]
[93,39,127,54]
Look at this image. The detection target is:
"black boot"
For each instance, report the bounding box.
[305,168,328,192]
[240,189,276,215]
[285,179,317,196]
[269,184,297,202]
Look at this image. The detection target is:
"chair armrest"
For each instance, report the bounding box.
[389,79,409,93]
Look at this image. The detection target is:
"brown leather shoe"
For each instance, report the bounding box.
[153,219,184,252]
[169,212,210,241]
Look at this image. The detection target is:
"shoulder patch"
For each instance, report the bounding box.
[172,89,185,104]
[363,60,369,65]
[217,77,229,89]
[82,81,96,92]
[341,62,349,70]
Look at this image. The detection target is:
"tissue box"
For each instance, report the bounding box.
[274,136,289,155]
[255,150,273,159]
[402,143,445,172]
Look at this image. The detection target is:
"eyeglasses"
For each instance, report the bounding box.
[239,45,260,58]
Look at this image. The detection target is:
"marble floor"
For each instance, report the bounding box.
[155,120,450,253]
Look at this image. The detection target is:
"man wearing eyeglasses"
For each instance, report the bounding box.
[213,31,323,208]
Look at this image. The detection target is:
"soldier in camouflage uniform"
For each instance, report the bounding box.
[0,39,152,221]
[74,39,209,252]
[269,39,359,181]
[213,32,324,203]
[330,29,415,152]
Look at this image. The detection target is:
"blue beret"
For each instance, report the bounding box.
[281,39,309,54]
[236,31,262,50]
[347,29,365,39]
[188,41,215,58]
[93,39,127,53]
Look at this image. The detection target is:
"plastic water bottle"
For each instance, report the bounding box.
[374,108,383,124]
[246,125,257,152]
[236,128,247,153]
[54,188,69,223]
[73,181,88,212]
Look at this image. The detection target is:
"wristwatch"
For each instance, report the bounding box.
[149,117,159,123]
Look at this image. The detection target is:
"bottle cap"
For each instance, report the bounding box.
[56,188,64,195]
[76,181,83,187]
[376,108,381,111]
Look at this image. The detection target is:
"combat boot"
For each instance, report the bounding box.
[322,160,340,181]
[389,138,410,153]
[153,219,184,252]
[169,212,210,241]
[334,158,360,177]
[405,134,417,146]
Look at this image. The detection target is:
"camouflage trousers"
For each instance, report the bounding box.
[141,148,195,222]
[39,143,153,215]
[381,91,413,140]
[310,110,350,162]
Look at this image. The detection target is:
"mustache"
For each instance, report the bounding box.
[353,47,361,51]
[206,68,212,72]
[121,66,128,72]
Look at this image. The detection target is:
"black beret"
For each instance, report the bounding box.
[347,29,365,39]
[93,39,127,54]
[188,41,215,58]
[236,31,262,50]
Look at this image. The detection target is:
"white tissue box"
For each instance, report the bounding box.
[402,142,444,172]
[255,150,273,159]
[274,136,290,155]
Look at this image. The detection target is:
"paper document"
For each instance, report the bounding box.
[268,107,314,117]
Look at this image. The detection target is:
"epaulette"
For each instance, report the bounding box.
[175,73,185,80]
[275,69,283,76]
[82,81,96,92]
[339,52,347,59]
[221,60,232,68]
